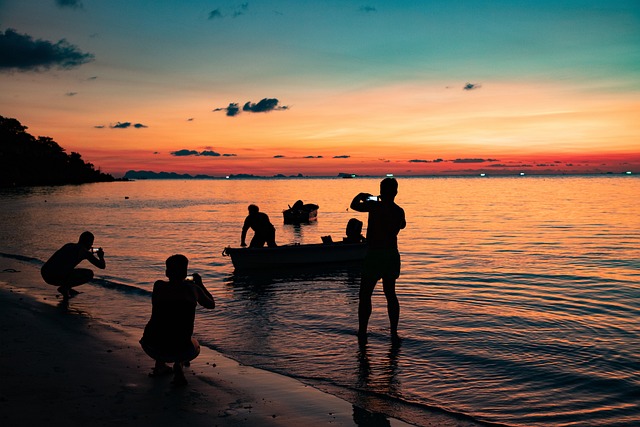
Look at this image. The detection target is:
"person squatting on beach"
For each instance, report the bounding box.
[241,204,277,248]
[40,231,106,299]
[350,178,406,342]
[140,254,215,386]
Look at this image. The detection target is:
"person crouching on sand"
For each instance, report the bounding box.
[41,231,106,299]
[140,254,215,386]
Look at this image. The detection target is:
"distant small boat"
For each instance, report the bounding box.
[222,241,367,270]
[283,200,319,224]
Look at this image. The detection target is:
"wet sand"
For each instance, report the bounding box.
[0,257,416,427]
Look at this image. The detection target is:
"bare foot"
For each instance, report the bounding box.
[149,364,173,377]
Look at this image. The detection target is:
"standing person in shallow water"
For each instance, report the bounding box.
[350,178,406,342]
[140,254,215,386]
[41,231,106,299]
[241,204,277,248]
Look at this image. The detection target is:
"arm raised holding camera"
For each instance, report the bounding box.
[190,272,215,309]
[350,192,378,212]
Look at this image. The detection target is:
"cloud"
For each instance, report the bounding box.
[215,98,288,116]
[200,150,221,157]
[170,149,235,157]
[304,155,323,159]
[208,3,249,20]
[56,0,83,9]
[453,158,497,163]
[274,155,285,158]
[243,98,285,113]
[333,155,350,159]
[109,122,148,129]
[214,103,241,117]
[208,9,223,19]
[409,158,444,163]
[0,28,94,72]
[94,125,105,129]
[359,6,377,13]
[463,82,481,91]
[171,149,199,156]
[233,3,249,18]
[65,92,77,96]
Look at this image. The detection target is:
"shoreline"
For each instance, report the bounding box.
[0,256,421,427]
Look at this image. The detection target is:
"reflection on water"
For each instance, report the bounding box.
[1,176,639,427]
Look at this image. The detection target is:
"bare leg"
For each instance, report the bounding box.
[358,277,377,339]
[172,362,187,386]
[382,278,399,337]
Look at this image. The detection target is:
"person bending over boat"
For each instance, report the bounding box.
[350,178,406,342]
[241,204,277,248]
[140,254,215,386]
[41,231,106,299]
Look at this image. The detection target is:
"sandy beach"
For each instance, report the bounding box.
[0,256,417,427]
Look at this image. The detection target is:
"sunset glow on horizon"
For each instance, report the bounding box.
[2,1,639,177]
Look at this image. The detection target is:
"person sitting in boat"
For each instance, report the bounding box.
[140,254,215,386]
[241,204,277,248]
[343,218,366,243]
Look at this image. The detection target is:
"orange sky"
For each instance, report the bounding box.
[2,1,639,177]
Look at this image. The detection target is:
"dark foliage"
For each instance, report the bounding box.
[0,115,115,187]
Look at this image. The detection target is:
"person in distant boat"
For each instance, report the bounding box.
[41,231,106,299]
[241,204,277,248]
[140,254,215,386]
[350,178,406,342]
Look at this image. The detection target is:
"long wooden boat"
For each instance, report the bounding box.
[222,242,367,270]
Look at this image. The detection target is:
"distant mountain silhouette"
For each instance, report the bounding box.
[0,115,115,187]
[124,170,308,180]
[124,170,203,180]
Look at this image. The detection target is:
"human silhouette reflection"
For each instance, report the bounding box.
[350,178,406,342]
[41,231,106,299]
[354,338,402,425]
[352,405,391,426]
[241,204,277,247]
[140,254,215,386]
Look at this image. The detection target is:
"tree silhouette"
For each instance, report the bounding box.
[0,115,115,187]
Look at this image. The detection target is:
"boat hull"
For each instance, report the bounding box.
[283,207,318,224]
[223,242,367,270]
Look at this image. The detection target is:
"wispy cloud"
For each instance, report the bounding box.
[463,82,481,91]
[333,155,350,159]
[107,122,148,129]
[453,158,497,163]
[208,3,249,20]
[170,149,236,157]
[243,98,287,113]
[208,9,223,19]
[214,98,289,117]
[56,0,83,9]
[0,29,94,72]
[359,6,377,13]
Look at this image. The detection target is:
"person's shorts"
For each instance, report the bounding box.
[362,248,401,280]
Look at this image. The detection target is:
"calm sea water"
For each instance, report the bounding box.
[1,176,638,427]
